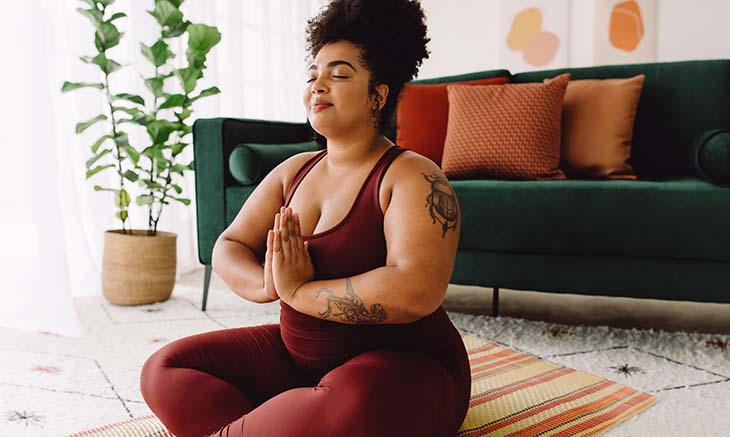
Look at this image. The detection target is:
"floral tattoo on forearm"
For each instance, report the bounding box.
[422,172,459,238]
[315,277,388,324]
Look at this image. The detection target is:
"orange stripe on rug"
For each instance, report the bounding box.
[500,387,637,436]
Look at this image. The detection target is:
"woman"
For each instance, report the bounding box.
[140,1,469,435]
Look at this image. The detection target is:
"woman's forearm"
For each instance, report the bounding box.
[288,265,438,325]
[211,237,277,304]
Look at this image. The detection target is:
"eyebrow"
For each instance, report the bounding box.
[307,60,357,72]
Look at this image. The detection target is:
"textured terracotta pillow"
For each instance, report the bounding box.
[395,76,509,166]
[559,75,646,179]
[441,73,570,180]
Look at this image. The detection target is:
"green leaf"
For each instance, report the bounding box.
[159,93,186,109]
[109,12,126,22]
[170,142,187,157]
[161,20,188,38]
[187,159,194,170]
[112,106,141,117]
[92,52,122,75]
[123,169,139,182]
[113,132,129,147]
[76,7,103,28]
[114,189,131,208]
[85,148,112,168]
[167,0,185,9]
[170,196,191,206]
[85,163,115,179]
[148,0,183,27]
[75,114,107,133]
[91,134,112,154]
[170,163,188,175]
[144,77,165,98]
[174,107,192,121]
[171,184,183,194]
[114,134,140,166]
[93,184,115,192]
[115,210,128,222]
[141,144,165,161]
[96,22,122,50]
[173,67,201,94]
[187,24,221,56]
[113,93,145,106]
[61,81,104,92]
[136,194,155,206]
[94,32,104,52]
[140,39,174,68]
[190,86,220,102]
[146,120,179,144]
[140,179,166,190]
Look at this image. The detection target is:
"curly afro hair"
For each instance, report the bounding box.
[305,0,430,134]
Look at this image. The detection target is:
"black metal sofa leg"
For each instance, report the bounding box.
[201,264,212,311]
[492,287,499,317]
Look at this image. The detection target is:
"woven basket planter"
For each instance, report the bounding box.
[101,229,177,306]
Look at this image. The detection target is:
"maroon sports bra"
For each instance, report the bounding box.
[283,145,407,280]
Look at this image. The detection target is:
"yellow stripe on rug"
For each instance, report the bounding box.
[457,331,657,437]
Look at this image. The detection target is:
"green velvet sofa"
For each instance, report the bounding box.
[192,59,730,313]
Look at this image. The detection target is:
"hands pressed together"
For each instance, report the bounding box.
[263,206,315,303]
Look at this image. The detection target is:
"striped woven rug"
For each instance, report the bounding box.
[457,331,657,436]
[66,331,656,437]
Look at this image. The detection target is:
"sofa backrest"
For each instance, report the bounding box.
[402,59,730,179]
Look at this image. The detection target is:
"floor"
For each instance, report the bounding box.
[0,268,728,436]
[186,270,730,334]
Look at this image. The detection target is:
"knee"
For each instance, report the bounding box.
[139,348,171,407]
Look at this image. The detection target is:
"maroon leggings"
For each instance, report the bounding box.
[140,323,469,437]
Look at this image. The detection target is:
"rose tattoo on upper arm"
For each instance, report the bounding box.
[422,172,459,238]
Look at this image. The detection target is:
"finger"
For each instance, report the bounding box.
[304,241,311,259]
[280,208,292,259]
[273,230,282,254]
[266,230,273,259]
[288,208,301,256]
[274,212,280,231]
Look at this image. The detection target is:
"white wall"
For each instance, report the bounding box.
[657,0,730,61]
[416,0,730,80]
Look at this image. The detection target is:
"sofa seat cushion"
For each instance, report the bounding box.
[452,177,730,262]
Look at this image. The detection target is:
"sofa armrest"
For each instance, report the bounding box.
[192,117,315,265]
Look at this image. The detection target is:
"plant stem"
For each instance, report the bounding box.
[101,3,128,234]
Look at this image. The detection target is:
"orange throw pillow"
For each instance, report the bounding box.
[396,76,509,166]
[441,73,570,180]
[559,75,646,179]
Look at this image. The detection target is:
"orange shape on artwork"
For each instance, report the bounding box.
[523,31,560,66]
[506,7,543,51]
[610,0,644,52]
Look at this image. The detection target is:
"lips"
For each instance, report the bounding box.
[311,101,333,112]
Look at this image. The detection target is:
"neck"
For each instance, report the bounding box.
[323,134,393,171]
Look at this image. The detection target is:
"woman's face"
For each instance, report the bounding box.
[303,40,386,139]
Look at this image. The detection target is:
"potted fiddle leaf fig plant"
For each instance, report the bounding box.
[61,0,221,306]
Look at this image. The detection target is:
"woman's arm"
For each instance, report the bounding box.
[287,154,461,324]
[213,152,318,304]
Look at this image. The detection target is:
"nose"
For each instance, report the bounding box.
[310,77,327,94]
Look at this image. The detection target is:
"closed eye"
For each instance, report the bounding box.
[306,75,349,83]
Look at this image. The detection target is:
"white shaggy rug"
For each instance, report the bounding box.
[1,276,729,436]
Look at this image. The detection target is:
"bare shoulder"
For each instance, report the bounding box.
[389,149,443,179]
[278,150,322,194]
[382,149,455,208]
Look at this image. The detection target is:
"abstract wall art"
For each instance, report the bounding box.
[594,0,657,64]
[498,0,571,71]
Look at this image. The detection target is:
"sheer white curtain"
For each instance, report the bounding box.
[0,0,323,338]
